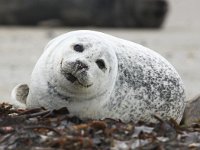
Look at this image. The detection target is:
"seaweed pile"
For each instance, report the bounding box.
[0,103,200,150]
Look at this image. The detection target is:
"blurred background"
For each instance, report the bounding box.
[0,0,200,102]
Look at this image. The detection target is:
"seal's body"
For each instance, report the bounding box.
[11,30,185,123]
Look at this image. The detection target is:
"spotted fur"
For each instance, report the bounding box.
[11,30,186,123]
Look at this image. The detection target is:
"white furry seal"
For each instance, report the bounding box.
[11,30,186,123]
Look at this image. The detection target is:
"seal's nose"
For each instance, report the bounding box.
[75,60,89,71]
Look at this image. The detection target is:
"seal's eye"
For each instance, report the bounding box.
[96,59,106,70]
[73,44,84,52]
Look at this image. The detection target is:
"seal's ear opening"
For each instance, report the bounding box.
[11,84,29,109]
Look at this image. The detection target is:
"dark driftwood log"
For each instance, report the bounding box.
[0,0,168,28]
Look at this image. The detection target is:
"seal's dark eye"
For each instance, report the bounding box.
[96,59,106,70]
[73,44,84,52]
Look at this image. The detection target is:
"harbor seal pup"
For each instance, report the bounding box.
[11,30,186,123]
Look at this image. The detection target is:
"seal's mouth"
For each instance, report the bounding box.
[65,73,92,88]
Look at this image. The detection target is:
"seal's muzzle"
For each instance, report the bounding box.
[61,59,92,87]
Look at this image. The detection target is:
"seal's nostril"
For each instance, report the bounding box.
[76,60,89,70]
[66,73,77,83]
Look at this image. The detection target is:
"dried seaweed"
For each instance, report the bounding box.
[0,103,200,150]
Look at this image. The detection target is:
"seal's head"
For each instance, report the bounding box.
[47,31,117,99]
[11,31,118,109]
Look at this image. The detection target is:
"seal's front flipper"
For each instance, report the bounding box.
[11,84,29,109]
[182,95,200,126]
